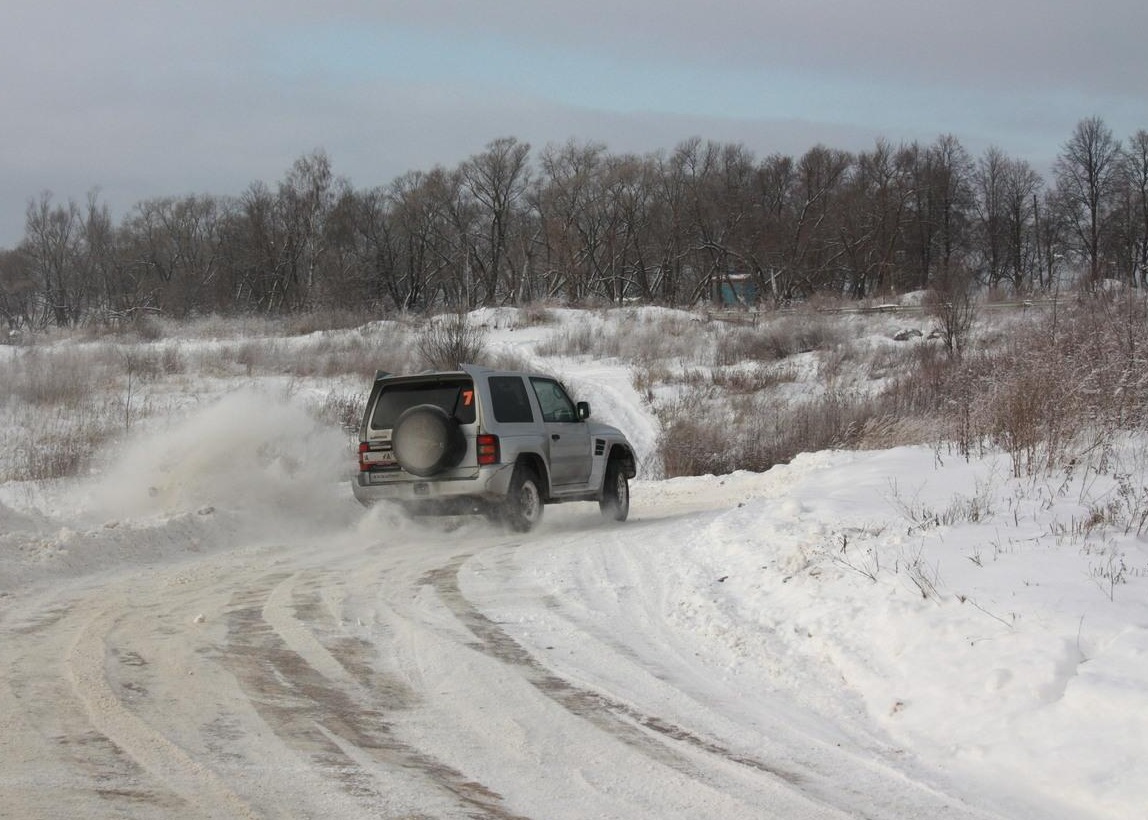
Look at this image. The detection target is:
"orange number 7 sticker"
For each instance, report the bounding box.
[462,389,474,406]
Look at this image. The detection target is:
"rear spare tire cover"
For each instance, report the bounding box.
[392,404,467,477]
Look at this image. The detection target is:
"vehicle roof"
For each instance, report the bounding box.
[374,363,560,383]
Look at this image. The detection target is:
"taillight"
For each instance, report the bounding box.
[476,434,500,465]
[358,442,370,472]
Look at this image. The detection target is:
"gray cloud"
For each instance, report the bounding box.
[354,0,1147,92]
[2,0,1144,247]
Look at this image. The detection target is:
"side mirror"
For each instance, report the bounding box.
[576,401,591,420]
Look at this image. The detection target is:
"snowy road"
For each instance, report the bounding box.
[0,484,1006,820]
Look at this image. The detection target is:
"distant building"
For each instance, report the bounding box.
[718,273,758,306]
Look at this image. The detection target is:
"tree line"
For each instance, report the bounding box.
[1,116,1146,328]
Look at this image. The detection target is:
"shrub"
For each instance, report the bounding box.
[519,302,558,326]
[282,307,379,336]
[415,314,487,369]
[713,327,787,365]
[313,390,365,438]
[3,347,108,406]
[925,265,978,356]
[538,324,596,357]
[1,393,125,481]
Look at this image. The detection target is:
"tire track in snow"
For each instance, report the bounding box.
[445,519,1012,820]
[222,569,530,819]
[421,556,815,788]
[66,598,260,819]
[1,594,188,819]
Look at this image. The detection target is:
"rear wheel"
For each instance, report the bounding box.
[502,464,544,532]
[392,404,466,477]
[599,460,630,522]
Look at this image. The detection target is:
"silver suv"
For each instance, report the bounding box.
[353,364,637,531]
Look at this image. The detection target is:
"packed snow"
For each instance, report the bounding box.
[1,307,1146,818]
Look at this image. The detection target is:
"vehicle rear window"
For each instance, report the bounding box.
[489,376,534,423]
[369,380,476,429]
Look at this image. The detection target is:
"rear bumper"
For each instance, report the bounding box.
[352,463,516,508]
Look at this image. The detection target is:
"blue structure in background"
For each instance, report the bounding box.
[719,273,758,306]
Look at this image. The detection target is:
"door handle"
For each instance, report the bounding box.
[551,434,561,441]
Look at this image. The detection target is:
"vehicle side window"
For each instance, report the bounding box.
[530,378,577,423]
[489,376,534,423]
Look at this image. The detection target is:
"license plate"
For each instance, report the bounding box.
[363,449,396,466]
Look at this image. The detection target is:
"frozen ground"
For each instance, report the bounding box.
[1,309,1146,818]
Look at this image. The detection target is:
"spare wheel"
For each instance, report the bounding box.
[392,404,467,477]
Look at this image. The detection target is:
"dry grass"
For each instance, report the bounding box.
[537,309,710,364]
[656,384,944,479]
[0,315,440,481]
[7,295,1148,487]
[312,390,366,439]
[0,329,413,481]
[713,313,843,366]
[1,348,129,480]
[651,293,1148,479]
[181,324,422,381]
[518,302,559,326]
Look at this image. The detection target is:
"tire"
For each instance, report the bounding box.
[501,464,544,532]
[599,460,630,522]
[391,404,466,477]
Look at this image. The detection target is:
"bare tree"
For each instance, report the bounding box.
[11,120,1148,318]
[929,135,975,277]
[649,147,691,305]
[608,153,658,302]
[386,169,467,309]
[79,190,129,323]
[1111,130,1148,287]
[121,194,229,316]
[1054,117,1124,286]
[976,148,1044,293]
[901,136,973,291]
[230,181,285,312]
[684,141,758,305]
[535,139,609,302]
[973,146,1010,286]
[461,137,531,306]
[1000,157,1043,292]
[1035,187,1071,291]
[752,152,796,299]
[779,145,851,297]
[275,150,337,310]
[0,248,36,329]
[23,192,84,327]
[838,139,913,297]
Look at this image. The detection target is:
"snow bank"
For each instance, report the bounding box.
[651,447,1148,818]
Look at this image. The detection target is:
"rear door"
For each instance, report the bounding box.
[360,377,476,475]
[529,377,591,487]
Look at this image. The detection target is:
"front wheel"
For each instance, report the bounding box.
[502,464,544,532]
[599,461,630,522]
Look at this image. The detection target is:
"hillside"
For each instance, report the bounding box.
[1,298,1146,818]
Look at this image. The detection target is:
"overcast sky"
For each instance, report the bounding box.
[2,0,1145,248]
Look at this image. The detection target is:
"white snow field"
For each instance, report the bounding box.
[1,307,1146,819]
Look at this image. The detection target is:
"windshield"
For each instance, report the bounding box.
[369,379,476,429]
